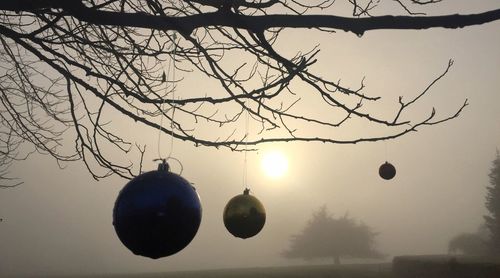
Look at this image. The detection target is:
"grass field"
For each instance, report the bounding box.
[69,263,395,278]
[60,256,500,278]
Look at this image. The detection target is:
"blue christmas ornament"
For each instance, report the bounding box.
[113,160,202,259]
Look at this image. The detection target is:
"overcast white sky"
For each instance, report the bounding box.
[1,1,500,276]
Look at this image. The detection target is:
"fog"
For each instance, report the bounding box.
[1,1,500,277]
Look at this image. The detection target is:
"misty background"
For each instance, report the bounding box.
[1,1,500,276]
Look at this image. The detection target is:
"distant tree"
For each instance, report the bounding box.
[484,151,500,256]
[448,226,488,256]
[283,206,383,265]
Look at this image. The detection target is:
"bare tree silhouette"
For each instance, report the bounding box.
[1,1,499,183]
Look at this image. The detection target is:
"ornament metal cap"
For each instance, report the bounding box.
[156,159,170,172]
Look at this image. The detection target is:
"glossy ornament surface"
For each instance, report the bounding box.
[223,188,266,239]
[379,161,396,180]
[113,161,202,259]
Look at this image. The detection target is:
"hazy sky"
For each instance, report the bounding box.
[1,1,500,276]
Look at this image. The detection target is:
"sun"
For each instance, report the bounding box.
[261,151,288,178]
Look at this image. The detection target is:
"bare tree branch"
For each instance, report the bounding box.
[1,1,499,36]
[0,0,497,182]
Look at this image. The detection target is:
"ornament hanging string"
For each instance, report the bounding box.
[384,140,388,162]
[157,56,172,159]
[157,33,181,173]
[243,106,250,191]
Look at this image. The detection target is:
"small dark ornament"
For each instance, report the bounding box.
[223,188,266,239]
[113,160,202,259]
[379,161,396,180]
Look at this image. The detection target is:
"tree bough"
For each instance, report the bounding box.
[0,0,497,183]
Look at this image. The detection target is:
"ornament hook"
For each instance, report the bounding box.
[154,157,183,175]
[154,158,170,172]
